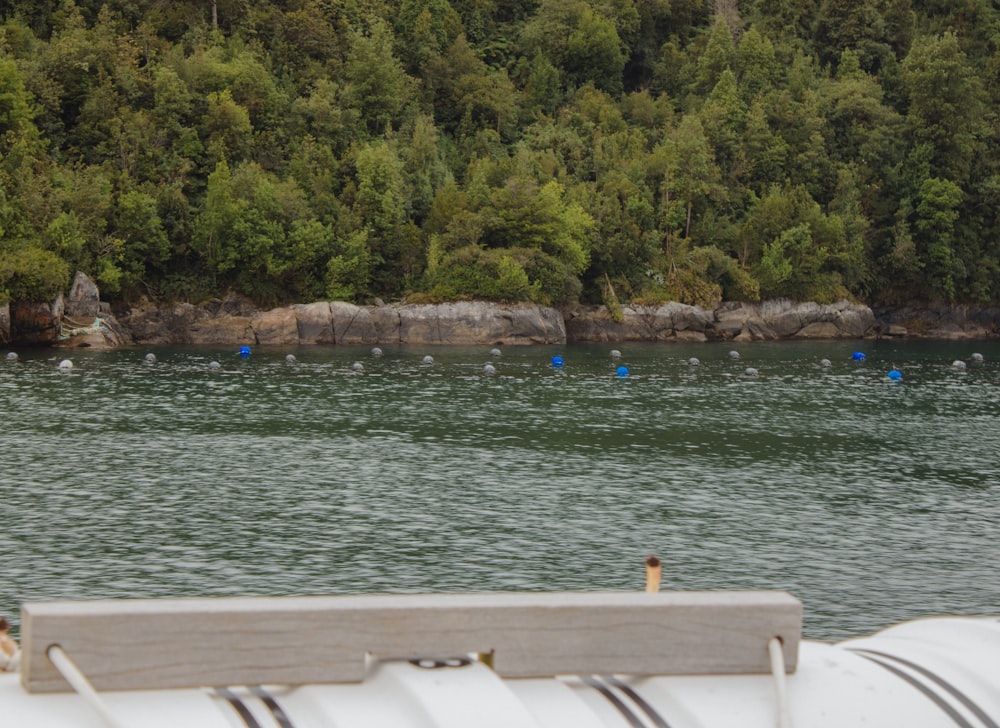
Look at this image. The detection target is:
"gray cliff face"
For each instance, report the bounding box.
[563,299,877,342]
[871,303,1000,339]
[118,296,568,347]
[6,270,1000,349]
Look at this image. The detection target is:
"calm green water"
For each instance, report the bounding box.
[2,340,999,642]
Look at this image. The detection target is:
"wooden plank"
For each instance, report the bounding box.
[21,590,801,693]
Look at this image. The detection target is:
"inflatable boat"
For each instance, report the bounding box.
[2,590,998,728]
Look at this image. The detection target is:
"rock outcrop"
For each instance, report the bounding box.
[8,271,1000,349]
[564,299,878,343]
[872,303,1000,339]
[55,272,130,348]
[119,298,567,347]
[11,296,64,345]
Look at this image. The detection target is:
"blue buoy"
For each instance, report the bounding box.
[888,369,902,381]
[483,363,496,375]
[551,355,564,368]
[239,345,251,358]
[371,347,383,357]
[616,365,629,378]
[852,351,866,361]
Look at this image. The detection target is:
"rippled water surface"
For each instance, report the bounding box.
[2,340,999,641]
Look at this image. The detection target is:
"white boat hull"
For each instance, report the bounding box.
[3,615,998,728]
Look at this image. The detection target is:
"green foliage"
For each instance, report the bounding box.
[427,244,582,304]
[2,0,1000,309]
[342,18,413,135]
[901,32,983,183]
[0,244,70,302]
[326,228,373,302]
[601,273,624,322]
[914,176,963,300]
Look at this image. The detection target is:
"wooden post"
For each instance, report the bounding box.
[645,555,662,592]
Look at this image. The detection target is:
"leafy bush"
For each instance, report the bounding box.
[0,246,71,302]
[425,245,582,304]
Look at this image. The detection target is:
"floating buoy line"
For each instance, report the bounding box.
[8,346,986,383]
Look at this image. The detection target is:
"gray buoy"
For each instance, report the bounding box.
[745,367,759,377]
[285,354,297,364]
[483,363,496,375]
[5,352,17,361]
[688,357,700,366]
[729,350,740,360]
[953,360,967,370]
[971,353,984,363]
[422,355,434,365]
[490,348,502,357]
[820,358,832,368]
[58,359,73,369]
[209,361,221,370]
[371,347,383,357]
[144,353,156,363]
[610,349,622,359]
[351,362,365,372]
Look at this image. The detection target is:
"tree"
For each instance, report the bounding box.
[193,158,240,283]
[565,8,626,94]
[352,140,418,293]
[113,188,171,296]
[692,18,736,95]
[342,18,414,135]
[481,177,593,274]
[661,114,722,244]
[913,176,963,300]
[736,26,778,103]
[519,0,626,94]
[395,0,462,73]
[901,33,983,184]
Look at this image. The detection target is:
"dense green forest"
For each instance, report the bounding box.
[0,0,999,311]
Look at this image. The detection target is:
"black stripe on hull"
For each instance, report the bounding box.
[250,686,296,728]
[850,648,999,728]
[601,676,674,728]
[582,676,648,728]
[215,687,264,728]
[852,652,979,728]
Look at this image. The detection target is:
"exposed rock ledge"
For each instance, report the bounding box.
[4,273,999,349]
[117,296,567,346]
[565,300,878,342]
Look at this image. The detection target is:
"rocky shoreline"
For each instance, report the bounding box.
[2,273,999,349]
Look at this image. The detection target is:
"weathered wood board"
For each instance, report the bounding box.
[21,590,801,693]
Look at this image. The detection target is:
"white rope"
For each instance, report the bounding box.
[769,636,793,728]
[47,645,130,728]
